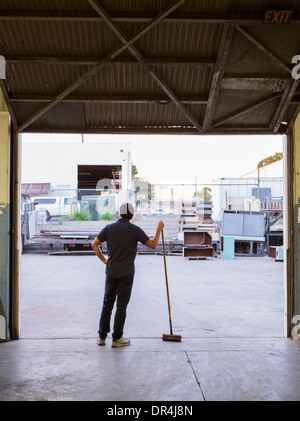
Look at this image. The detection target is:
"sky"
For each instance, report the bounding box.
[22,132,283,186]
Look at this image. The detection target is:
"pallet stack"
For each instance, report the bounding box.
[196,201,213,224]
[180,201,215,259]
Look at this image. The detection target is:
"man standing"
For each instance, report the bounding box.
[92,202,164,348]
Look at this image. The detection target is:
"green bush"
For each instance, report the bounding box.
[58,210,92,224]
[100,211,115,221]
[59,215,69,225]
[72,210,92,221]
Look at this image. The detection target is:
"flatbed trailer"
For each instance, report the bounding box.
[24,229,183,255]
[22,203,184,255]
[24,230,98,252]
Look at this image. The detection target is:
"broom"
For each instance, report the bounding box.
[161,229,182,342]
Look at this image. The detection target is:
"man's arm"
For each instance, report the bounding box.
[145,221,164,249]
[91,237,107,264]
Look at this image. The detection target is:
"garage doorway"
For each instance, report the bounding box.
[19,133,286,340]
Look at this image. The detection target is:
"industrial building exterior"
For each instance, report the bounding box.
[21,140,132,198]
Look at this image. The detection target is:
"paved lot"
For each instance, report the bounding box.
[19,253,284,339]
[1,253,300,401]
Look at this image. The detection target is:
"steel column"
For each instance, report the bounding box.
[293,114,300,328]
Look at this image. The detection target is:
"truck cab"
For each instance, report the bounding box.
[31,196,79,221]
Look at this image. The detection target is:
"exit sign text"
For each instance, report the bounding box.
[263,10,293,24]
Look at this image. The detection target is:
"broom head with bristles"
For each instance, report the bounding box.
[162,333,182,342]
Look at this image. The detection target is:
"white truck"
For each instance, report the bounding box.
[31,196,79,221]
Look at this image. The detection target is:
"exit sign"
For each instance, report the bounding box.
[263,10,293,24]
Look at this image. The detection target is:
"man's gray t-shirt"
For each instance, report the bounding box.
[97,218,150,278]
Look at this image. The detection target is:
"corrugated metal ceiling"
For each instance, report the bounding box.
[0,0,299,134]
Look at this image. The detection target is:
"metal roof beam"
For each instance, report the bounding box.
[271,78,300,133]
[6,56,215,66]
[202,23,235,131]
[221,77,288,91]
[0,12,299,24]
[16,0,187,133]
[23,126,277,135]
[10,95,208,105]
[87,0,203,133]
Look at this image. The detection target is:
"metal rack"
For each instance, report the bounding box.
[263,196,283,258]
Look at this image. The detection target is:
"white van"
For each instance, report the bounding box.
[31,196,79,220]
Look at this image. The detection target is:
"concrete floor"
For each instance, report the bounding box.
[1,253,300,401]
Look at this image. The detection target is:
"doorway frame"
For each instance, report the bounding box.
[9,130,296,340]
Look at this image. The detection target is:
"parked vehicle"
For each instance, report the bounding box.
[151,208,169,215]
[30,196,79,221]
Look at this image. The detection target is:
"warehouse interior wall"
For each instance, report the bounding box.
[0,90,10,341]
[293,114,300,321]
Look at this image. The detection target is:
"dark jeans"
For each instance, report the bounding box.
[98,274,134,341]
